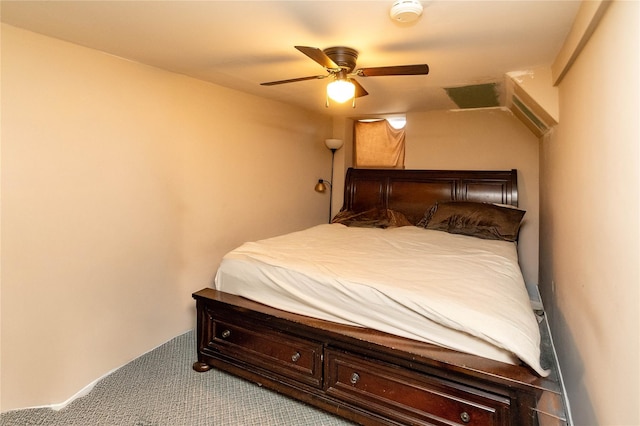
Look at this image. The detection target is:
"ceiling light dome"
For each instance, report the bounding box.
[327,79,356,103]
[390,0,423,23]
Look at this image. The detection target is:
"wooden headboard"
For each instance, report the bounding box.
[341,168,518,224]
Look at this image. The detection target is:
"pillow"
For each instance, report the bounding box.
[332,208,413,228]
[417,201,525,241]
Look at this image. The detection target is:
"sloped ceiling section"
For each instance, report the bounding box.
[506,73,558,138]
[504,0,612,138]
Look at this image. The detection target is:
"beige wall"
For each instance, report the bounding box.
[405,109,540,286]
[0,24,332,411]
[539,1,639,423]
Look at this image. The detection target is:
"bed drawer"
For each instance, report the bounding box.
[325,349,510,426]
[209,318,323,388]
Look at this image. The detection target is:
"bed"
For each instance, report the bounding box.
[192,168,568,426]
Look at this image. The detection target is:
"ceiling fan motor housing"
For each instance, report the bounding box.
[323,47,359,72]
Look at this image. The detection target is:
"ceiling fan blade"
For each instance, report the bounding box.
[260,75,327,86]
[295,46,339,70]
[358,64,429,77]
[352,79,369,98]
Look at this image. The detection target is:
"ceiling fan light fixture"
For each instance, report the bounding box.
[327,78,356,103]
[390,0,423,23]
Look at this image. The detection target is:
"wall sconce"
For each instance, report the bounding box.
[315,138,344,222]
[315,179,330,193]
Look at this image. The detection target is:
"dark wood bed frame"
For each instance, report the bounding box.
[193,168,568,426]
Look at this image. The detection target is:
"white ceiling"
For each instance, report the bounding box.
[0,0,581,117]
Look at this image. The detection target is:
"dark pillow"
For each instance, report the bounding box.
[417,201,525,241]
[332,208,413,228]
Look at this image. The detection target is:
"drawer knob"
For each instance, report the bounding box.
[460,411,471,423]
[350,372,360,385]
[291,352,301,362]
[221,329,231,339]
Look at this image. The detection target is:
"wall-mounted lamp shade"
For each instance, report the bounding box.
[327,79,356,103]
[315,179,328,193]
[325,138,344,150]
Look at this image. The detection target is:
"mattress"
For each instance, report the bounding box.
[215,224,548,376]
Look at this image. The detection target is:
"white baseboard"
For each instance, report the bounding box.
[49,368,117,411]
[4,329,193,413]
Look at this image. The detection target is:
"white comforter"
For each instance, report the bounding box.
[215,224,548,376]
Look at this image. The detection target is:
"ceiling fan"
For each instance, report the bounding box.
[260,46,429,106]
